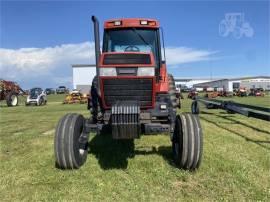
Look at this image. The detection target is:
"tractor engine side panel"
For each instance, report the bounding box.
[156,63,169,93]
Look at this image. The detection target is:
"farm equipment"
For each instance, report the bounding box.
[191,97,270,121]
[54,16,203,170]
[205,89,232,99]
[0,79,24,107]
[248,88,265,97]
[187,89,198,99]
[233,88,247,97]
[204,91,219,99]
[63,90,89,104]
[25,87,47,106]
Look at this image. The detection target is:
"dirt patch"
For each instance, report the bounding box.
[42,129,55,136]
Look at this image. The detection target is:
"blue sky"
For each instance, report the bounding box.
[0,0,269,89]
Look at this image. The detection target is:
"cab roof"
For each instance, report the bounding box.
[104,18,160,29]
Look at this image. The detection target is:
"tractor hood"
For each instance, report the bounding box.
[99,52,155,67]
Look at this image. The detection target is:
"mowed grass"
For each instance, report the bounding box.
[0,94,270,201]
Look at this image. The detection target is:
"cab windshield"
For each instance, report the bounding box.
[30,88,42,97]
[103,28,160,67]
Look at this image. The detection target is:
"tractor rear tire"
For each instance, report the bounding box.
[172,113,203,170]
[54,113,88,169]
[6,92,18,107]
[168,74,180,109]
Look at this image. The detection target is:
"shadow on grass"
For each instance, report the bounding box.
[215,114,270,135]
[135,146,173,166]
[200,116,270,151]
[89,134,173,169]
[201,110,234,117]
[201,110,270,135]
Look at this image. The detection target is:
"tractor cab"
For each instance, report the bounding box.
[102,19,162,72]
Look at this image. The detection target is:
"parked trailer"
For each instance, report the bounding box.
[191,97,270,121]
[54,16,203,170]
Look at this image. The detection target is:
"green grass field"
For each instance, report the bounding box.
[0,94,270,201]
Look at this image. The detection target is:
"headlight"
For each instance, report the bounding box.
[100,67,155,76]
[160,104,167,110]
[137,67,155,76]
[99,68,117,76]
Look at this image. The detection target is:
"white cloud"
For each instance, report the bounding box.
[0,42,95,79]
[165,47,217,66]
[0,42,217,88]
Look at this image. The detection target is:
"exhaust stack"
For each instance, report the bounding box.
[91,16,101,89]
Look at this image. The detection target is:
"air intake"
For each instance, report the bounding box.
[103,53,151,65]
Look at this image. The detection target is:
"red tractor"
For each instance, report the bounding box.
[0,79,24,107]
[249,88,265,97]
[188,89,198,99]
[54,16,203,170]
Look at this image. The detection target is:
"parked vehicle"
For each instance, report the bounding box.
[56,86,68,94]
[233,88,247,97]
[249,88,265,97]
[45,88,55,95]
[25,87,47,106]
[178,85,188,92]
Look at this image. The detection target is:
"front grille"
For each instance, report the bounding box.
[103,54,151,65]
[103,78,153,107]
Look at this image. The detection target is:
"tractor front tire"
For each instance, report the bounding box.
[54,113,88,169]
[172,113,203,170]
[6,92,18,107]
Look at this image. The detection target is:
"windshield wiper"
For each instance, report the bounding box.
[132,28,151,47]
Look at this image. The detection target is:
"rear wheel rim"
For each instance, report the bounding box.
[11,95,18,106]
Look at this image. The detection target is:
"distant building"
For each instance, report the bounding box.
[174,77,221,89]
[193,76,270,92]
[72,64,96,94]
